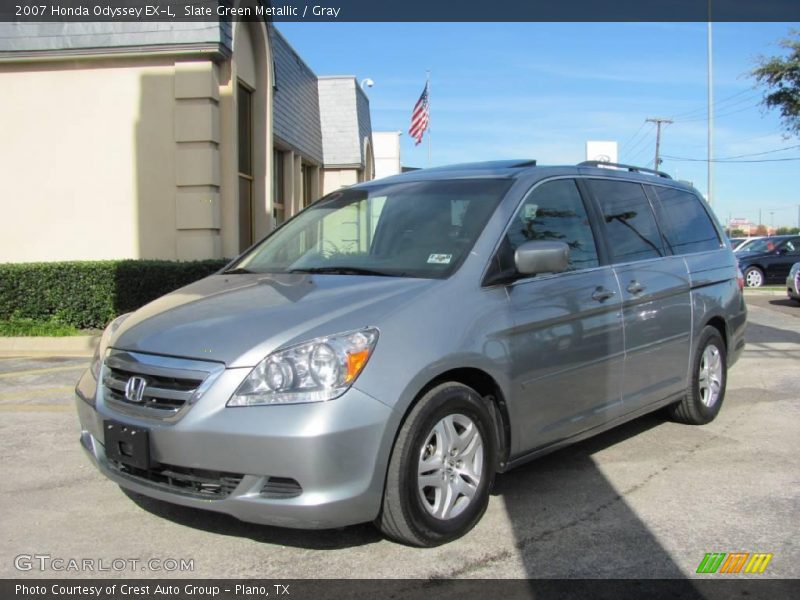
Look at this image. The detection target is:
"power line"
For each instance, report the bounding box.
[663,155,800,163]
[668,88,757,121]
[681,129,784,149]
[627,137,656,164]
[620,121,649,152]
[622,123,656,162]
[671,92,760,121]
[664,143,800,162]
[713,144,800,160]
[673,102,760,123]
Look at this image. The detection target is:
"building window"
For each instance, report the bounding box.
[302,164,315,208]
[272,149,285,227]
[238,82,254,251]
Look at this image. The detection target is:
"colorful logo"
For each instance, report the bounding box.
[696,552,773,574]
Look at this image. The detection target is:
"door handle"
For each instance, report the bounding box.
[627,280,646,295]
[592,287,616,302]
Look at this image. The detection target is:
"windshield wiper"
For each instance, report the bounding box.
[222,267,255,274]
[289,266,402,277]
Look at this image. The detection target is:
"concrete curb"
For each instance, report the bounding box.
[743,288,787,296]
[0,335,99,357]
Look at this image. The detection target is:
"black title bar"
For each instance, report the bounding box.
[2,0,800,22]
[4,579,800,600]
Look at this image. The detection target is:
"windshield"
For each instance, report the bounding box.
[232,179,512,278]
[737,238,776,253]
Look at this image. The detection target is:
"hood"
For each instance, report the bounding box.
[112,273,438,367]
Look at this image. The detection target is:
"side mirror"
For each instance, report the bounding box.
[514,241,571,276]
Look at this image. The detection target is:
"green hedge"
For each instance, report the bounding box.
[0,260,228,330]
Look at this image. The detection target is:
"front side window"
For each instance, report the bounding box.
[588,179,664,264]
[739,237,779,253]
[505,179,600,271]
[232,179,512,279]
[649,186,721,255]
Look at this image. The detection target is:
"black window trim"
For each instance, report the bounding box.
[581,176,669,266]
[643,183,724,256]
[482,175,607,287]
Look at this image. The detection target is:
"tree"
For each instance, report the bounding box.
[776,226,800,235]
[751,30,800,137]
[754,224,769,236]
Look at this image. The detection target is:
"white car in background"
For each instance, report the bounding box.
[733,237,765,253]
[788,262,800,304]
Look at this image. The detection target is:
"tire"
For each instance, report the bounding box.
[668,326,727,425]
[377,382,497,546]
[743,266,764,288]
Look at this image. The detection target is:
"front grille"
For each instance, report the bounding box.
[109,459,243,499]
[260,477,303,499]
[104,366,200,412]
[102,350,223,421]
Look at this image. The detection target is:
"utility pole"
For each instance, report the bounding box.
[708,17,714,209]
[646,118,673,170]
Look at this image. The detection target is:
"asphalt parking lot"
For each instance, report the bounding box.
[1,291,798,580]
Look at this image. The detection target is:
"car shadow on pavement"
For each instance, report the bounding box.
[123,488,384,550]
[745,321,800,344]
[492,413,701,581]
[768,298,800,310]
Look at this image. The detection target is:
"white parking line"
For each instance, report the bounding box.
[0,364,87,379]
[0,386,75,402]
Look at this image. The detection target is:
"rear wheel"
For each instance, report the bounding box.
[669,326,727,425]
[377,382,496,546]
[744,266,764,288]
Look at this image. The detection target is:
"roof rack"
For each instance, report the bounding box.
[577,161,672,179]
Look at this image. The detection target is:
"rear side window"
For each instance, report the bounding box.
[506,179,599,271]
[780,238,800,255]
[649,186,721,254]
[587,180,664,264]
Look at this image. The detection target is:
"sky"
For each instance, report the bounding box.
[277,22,800,228]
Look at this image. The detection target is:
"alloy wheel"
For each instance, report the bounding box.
[417,413,484,520]
[698,344,723,407]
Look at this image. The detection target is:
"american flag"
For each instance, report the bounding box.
[409,83,430,146]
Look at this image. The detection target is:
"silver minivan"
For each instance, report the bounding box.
[76,160,747,546]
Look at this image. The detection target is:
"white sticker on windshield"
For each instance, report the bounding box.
[427,254,452,265]
[523,204,538,220]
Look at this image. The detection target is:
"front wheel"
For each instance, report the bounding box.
[377,382,497,546]
[744,266,764,288]
[668,326,727,425]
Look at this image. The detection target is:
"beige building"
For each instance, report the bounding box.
[0,17,374,263]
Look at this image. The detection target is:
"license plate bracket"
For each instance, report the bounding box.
[104,420,150,470]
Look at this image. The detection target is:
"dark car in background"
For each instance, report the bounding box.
[737,235,800,287]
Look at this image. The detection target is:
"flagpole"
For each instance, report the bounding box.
[426,70,431,167]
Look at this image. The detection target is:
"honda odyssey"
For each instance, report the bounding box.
[76,160,747,546]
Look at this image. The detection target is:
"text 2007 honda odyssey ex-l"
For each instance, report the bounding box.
[76,160,746,546]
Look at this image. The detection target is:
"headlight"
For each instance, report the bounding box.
[227,328,379,406]
[90,313,132,379]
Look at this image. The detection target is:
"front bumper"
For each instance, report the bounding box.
[787,271,800,301]
[75,367,395,529]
